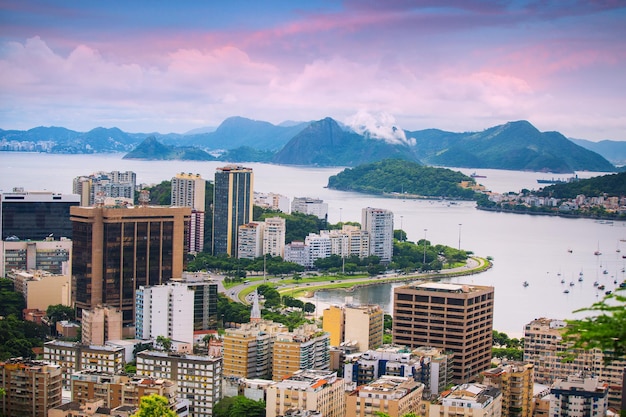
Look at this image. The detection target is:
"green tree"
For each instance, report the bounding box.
[155,336,172,352]
[0,278,25,317]
[132,394,176,417]
[46,304,75,325]
[213,396,266,417]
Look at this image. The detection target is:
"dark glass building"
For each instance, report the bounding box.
[211,165,253,256]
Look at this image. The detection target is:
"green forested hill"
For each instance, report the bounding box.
[327,159,477,199]
[536,171,626,198]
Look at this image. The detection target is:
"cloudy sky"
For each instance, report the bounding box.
[1,1,625,140]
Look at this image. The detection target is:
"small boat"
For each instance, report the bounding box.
[603,270,609,275]
[598,284,606,290]
[470,172,487,179]
[594,250,602,256]
[561,279,565,284]
[578,276,583,282]
[605,291,612,295]
[569,281,575,286]
[563,289,570,294]
[568,248,573,253]
[523,281,529,287]
[593,281,599,287]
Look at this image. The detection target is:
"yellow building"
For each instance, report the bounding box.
[322,305,344,347]
[266,370,345,417]
[346,375,424,417]
[482,362,534,417]
[272,324,330,381]
[323,304,383,351]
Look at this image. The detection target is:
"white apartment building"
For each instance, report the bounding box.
[171,172,206,253]
[136,350,222,417]
[549,374,609,417]
[238,222,265,259]
[284,241,310,268]
[254,192,290,213]
[305,233,332,265]
[263,216,286,258]
[73,171,136,206]
[135,282,194,345]
[291,197,328,220]
[361,207,393,263]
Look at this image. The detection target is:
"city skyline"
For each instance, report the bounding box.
[1,2,625,141]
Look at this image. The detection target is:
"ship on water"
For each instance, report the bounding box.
[537,175,579,184]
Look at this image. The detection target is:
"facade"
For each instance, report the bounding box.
[135,282,194,345]
[322,305,345,347]
[136,350,222,417]
[73,171,136,207]
[291,197,328,220]
[175,272,219,331]
[411,346,455,397]
[81,305,123,346]
[345,375,424,417]
[1,237,72,277]
[0,188,80,241]
[392,282,494,383]
[482,362,534,417]
[284,241,310,268]
[523,317,625,409]
[8,269,71,310]
[0,358,63,417]
[344,304,384,352]
[272,324,331,381]
[71,204,190,327]
[549,374,609,417]
[263,216,286,258]
[223,320,287,379]
[305,233,332,266]
[43,340,125,390]
[238,222,264,259]
[361,207,393,263]
[266,370,345,417]
[344,346,422,389]
[212,165,254,256]
[171,172,206,253]
[254,192,290,213]
[429,383,502,417]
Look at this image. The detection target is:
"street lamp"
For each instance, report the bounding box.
[400,215,404,240]
[423,229,428,266]
[458,223,462,250]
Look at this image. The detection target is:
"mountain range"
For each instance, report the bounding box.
[1,117,621,173]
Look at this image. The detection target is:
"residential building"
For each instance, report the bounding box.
[482,362,534,417]
[81,305,123,346]
[0,358,63,417]
[174,272,219,331]
[345,375,424,417]
[135,282,194,345]
[361,207,393,263]
[392,282,494,383]
[305,233,332,266]
[238,222,264,259]
[254,192,290,213]
[549,374,608,417]
[322,305,345,347]
[1,237,72,277]
[410,346,455,397]
[322,304,383,352]
[343,345,422,389]
[429,383,502,417]
[223,320,287,380]
[266,370,345,417]
[171,172,206,253]
[263,216,286,258]
[0,188,80,241]
[7,269,71,310]
[73,171,136,207]
[212,165,254,256]
[48,399,139,417]
[291,197,328,220]
[71,204,190,328]
[273,324,330,381]
[136,350,222,417]
[43,340,125,390]
[284,241,310,268]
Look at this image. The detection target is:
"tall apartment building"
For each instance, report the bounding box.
[171,172,206,253]
[8,269,71,310]
[238,222,264,259]
[135,282,194,345]
[175,272,219,331]
[291,197,328,220]
[263,216,286,258]
[273,324,331,381]
[361,207,393,263]
[284,241,310,267]
[523,317,625,409]
[393,282,494,383]
[223,320,288,379]
[136,350,222,417]
[322,304,383,352]
[345,375,424,417]
[73,171,136,207]
[0,358,63,417]
[212,165,253,256]
[71,204,190,327]
[411,346,455,396]
[43,340,125,389]
[80,305,123,345]
[549,374,609,417]
[1,237,72,277]
[482,362,534,417]
[429,383,502,417]
[266,370,345,417]
[1,188,80,240]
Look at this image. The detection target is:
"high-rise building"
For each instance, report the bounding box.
[73,171,136,207]
[345,375,424,417]
[429,383,502,417]
[1,188,80,241]
[361,207,393,263]
[80,305,123,346]
[291,197,328,220]
[135,282,194,345]
[392,282,494,383]
[171,172,206,253]
[0,358,63,417]
[71,204,190,327]
[136,350,222,417]
[175,272,219,331]
[212,165,253,256]
[238,222,264,259]
[263,216,286,258]
[549,375,609,417]
[322,304,383,352]
[272,324,330,381]
[482,362,534,417]
[266,370,345,417]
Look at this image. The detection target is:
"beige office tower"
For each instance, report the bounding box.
[171,172,206,253]
[393,282,494,383]
[266,370,345,417]
[482,362,534,417]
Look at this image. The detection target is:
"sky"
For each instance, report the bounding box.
[1,1,625,141]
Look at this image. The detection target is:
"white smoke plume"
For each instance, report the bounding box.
[345,111,416,146]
